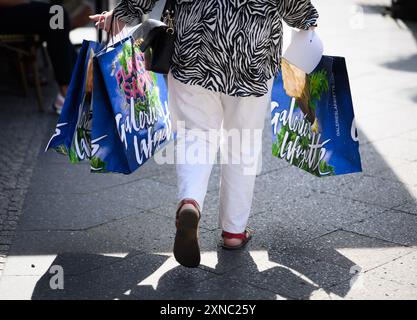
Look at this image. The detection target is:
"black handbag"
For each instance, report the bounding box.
[132,0,176,74]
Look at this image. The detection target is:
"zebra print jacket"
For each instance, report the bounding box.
[114,0,319,97]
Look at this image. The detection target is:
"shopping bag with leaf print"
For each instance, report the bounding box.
[46,39,128,173]
[88,56,131,174]
[46,40,102,162]
[94,37,173,174]
[271,56,362,177]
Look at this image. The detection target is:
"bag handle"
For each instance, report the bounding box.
[96,11,128,55]
[162,0,176,19]
[135,0,176,52]
[161,0,175,33]
[106,11,116,46]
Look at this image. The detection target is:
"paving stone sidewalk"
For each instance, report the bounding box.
[0,85,57,276]
[1,0,417,299]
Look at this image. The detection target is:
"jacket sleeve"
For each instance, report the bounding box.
[113,0,157,24]
[278,0,319,30]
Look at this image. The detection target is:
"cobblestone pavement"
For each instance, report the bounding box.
[1,0,417,299]
[0,89,56,275]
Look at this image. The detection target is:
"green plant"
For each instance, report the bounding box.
[55,145,68,156]
[90,156,107,172]
[119,43,133,74]
[308,69,329,111]
[272,120,335,177]
[69,148,79,164]
[272,67,335,176]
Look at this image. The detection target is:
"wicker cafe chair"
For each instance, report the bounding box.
[0,34,46,112]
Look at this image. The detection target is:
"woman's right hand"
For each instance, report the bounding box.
[89,10,126,35]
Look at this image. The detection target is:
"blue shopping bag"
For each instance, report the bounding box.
[46,36,172,174]
[94,37,173,174]
[271,56,362,177]
[89,57,131,173]
[46,40,102,162]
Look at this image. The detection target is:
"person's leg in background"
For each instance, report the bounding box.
[0,2,77,113]
[219,78,274,247]
[31,2,77,100]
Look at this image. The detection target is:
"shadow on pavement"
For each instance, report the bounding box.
[31,248,355,300]
[381,53,417,73]
[381,19,417,73]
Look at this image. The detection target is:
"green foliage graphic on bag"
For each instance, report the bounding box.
[115,43,163,123]
[90,156,107,172]
[272,67,335,177]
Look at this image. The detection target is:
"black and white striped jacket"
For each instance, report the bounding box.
[114,0,318,97]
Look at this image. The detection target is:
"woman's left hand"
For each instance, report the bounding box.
[89,10,125,35]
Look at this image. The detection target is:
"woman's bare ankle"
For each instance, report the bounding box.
[180,203,196,212]
[223,237,243,247]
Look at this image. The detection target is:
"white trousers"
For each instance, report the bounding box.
[167,72,274,234]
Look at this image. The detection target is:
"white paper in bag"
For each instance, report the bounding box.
[283,29,324,74]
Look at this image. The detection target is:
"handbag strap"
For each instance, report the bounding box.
[161,0,176,23]
[163,0,176,14]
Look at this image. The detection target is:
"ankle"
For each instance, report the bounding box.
[179,203,196,212]
[223,237,243,246]
[176,199,201,215]
[59,86,68,97]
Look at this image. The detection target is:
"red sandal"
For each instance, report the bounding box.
[221,228,254,250]
[173,199,201,268]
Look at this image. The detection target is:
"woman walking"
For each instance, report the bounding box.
[91,0,318,268]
